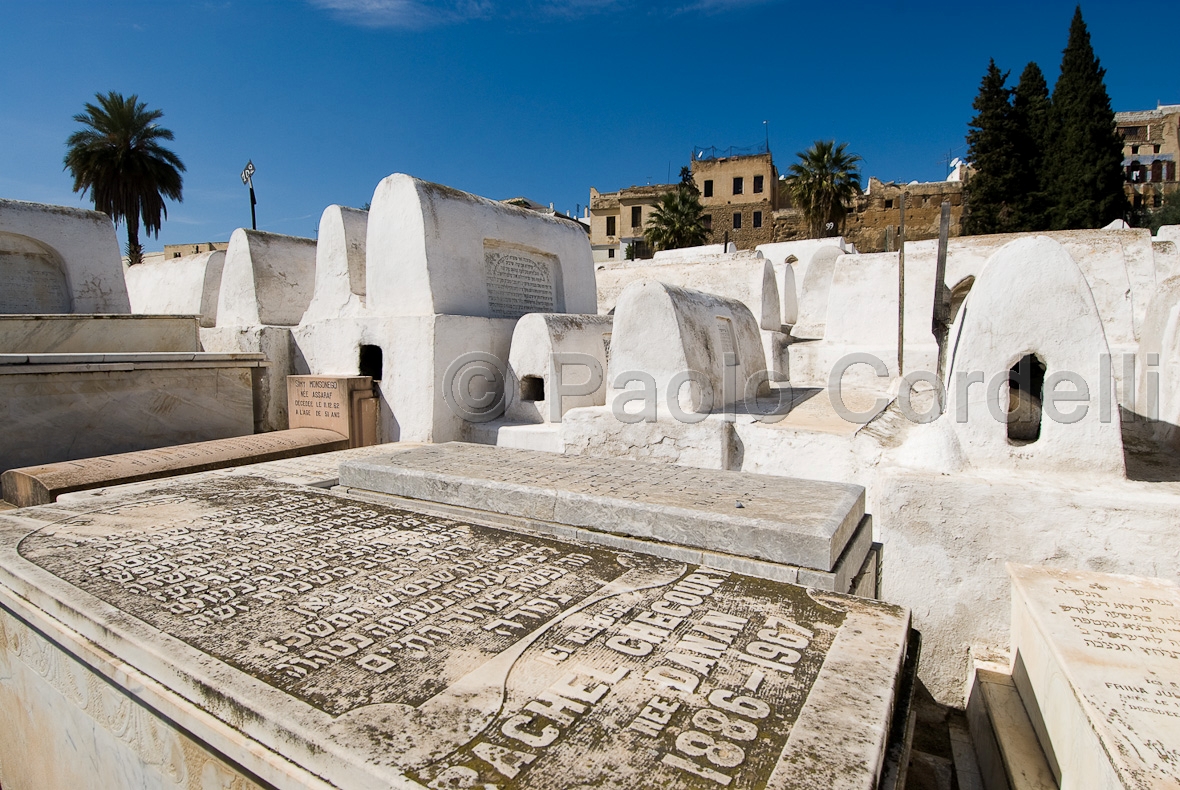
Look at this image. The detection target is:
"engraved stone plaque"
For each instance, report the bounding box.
[1009,564,1180,789]
[0,232,71,314]
[485,242,559,319]
[0,478,910,789]
[287,375,375,442]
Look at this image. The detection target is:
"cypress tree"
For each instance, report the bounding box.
[1011,62,1052,230]
[1045,6,1127,229]
[963,60,1022,235]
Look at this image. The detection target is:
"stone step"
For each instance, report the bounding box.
[966,656,1058,790]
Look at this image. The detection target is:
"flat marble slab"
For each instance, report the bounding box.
[0,477,909,790]
[339,444,865,572]
[2,427,350,507]
[1009,564,1180,790]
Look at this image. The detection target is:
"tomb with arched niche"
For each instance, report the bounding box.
[0,232,72,314]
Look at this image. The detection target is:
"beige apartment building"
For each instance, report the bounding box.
[587,183,673,263]
[1115,104,1180,211]
[691,149,779,249]
[588,147,779,260]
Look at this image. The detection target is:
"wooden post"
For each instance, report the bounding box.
[932,201,952,380]
[897,193,907,377]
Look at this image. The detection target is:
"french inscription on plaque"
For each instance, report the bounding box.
[7,478,904,789]
[485,241,558,319]
[287,375,354,439]
[0,232,71,314]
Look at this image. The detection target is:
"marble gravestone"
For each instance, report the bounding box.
[1009,564,1180,790]
[338,444,865,576]
[0,472,911,789]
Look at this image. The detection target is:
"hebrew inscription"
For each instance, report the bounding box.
[15,478,859,788]
[485,243,558,319]
[0,232,71,314]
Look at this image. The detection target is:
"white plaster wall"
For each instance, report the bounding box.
[200,325,300,433]
[1154,240,1180,282]
[757,238,847,310]
[124,251,225,327]
[301,205,368,324]
[906,229,1159,361]
[773,264,798,327]
[366,175,595,318]
[215,229,317,327]
[652,243,728,261]
[1136,275,1180,447]
[875,468,1180,706]
[791,247,845,339]
[943,236,1123,476]
[608,281,765,413]
[0,198,129,313]
[505,313,613,424]
[595,253,780,331]
[823,253,901,346]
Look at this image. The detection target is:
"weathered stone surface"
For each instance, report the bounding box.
[0,198,129,314]
[0,314,201,354]
[338,444,864,571]
[1009,564,1180,790]
[1,427,349,507]
[0,477,911,789]
[0,354,266,474]
[124,250,226,327]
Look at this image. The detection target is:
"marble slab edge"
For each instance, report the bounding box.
[337,459,859,572]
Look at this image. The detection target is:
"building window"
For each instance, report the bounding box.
[1167,162,1176,181]
[885,199,894,209]
[753,211,762,228]
[733,212,742,229]
[1154,193,1163,208]
[753,175,764,194]
[608,248,615,258]
[703,180,713,197]
[631,206,642,227]
[733,177,744,195]
[1131,145,1140,154]
[702,214,712,230]
[605,216,615,236]
[1152,161,1164,182]
[1154,145,1161,154]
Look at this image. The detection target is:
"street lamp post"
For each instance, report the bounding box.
[241,160,257,230]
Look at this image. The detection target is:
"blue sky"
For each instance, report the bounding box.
[2,1,1176,249]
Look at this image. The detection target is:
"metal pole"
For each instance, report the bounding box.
[897,193,907,377]
[249,184,257,231]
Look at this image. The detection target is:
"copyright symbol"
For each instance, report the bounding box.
[442,352,509,423]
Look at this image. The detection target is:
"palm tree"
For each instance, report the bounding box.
[64,91,185,265]
[644,187,708,252]
[782,140,862,238]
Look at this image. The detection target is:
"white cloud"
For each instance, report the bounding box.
[307,0,771,28]
[308,0,495,28]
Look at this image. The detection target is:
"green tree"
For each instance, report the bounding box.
[644,187,708,251]
[963,60,1023,235]
[678,165,699,196]
[782,140,862,238]
[1044,7,1126,229]
[64,91,185,265]
[1142,192,1180,233]
[1011,61,1053,230]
